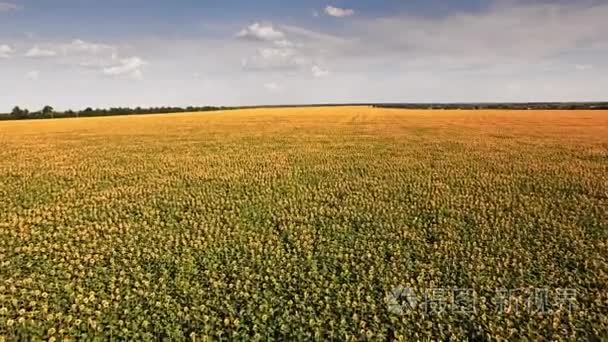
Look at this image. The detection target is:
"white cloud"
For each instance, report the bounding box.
[9,38,144,79]
[355,2,608,64]
[325,5,354,18]
[236,23,341,73]
[0,44,14,58]
[242,47,309,71]
[236,22,285,41]
[274,39,297,48]
[311,65,329,78]
[575,64,593,71]
[57,40,121,71]
[264,82,281,91]
[78,56,117,68]
[102,56,146,79]
[280,24,346,44]
[62,39,116,55]
[234,1,608,101]
[0,2,19,12]
[260,48,297,60]
[25,70,40,81]
[25,46,58,58]
[3,1,608,112]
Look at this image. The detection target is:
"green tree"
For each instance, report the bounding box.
[42,105,54,118]
[11,106,29,119]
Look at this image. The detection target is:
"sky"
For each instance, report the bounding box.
[0,0,607,111]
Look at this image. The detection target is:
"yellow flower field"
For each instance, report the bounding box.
[0,107,607,340]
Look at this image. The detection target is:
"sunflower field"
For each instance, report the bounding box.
[0,107,607,340]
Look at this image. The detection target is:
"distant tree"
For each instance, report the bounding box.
[11,106,29,119]
[11,106,23,117]
[42,105,54,115]
[81,107,93,117]
[41,105,54,118]
[4,104,223,121]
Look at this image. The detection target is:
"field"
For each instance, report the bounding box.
[0,107,607,340]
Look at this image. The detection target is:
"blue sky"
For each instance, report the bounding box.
[1,0,607,111]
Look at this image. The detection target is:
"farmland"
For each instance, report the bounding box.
[0,107,607,340]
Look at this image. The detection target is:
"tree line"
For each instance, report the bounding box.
[373,102,608,110]
[2,102,607,121]
[0,105,227,121]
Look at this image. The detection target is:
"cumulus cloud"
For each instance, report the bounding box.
[21,39,115,60]
[280,24,346,44]
[102,56,146,79]
[25,46,58,58]
[355,2,608,64]
[274,39,298,48]
[25,70,40,80]
[325,6,354,18]
[0,44,14,58]
[78,54,118,68]
[0,2,19,11]
[311,65,329,78]
[236,22,342,74]
[56,39,122,71]
[17,38,144,78]
[232,1,608,102]
[237,22,285,41]
[3,1,608,111]
[62,39,116,55]
[242,47,309,71]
